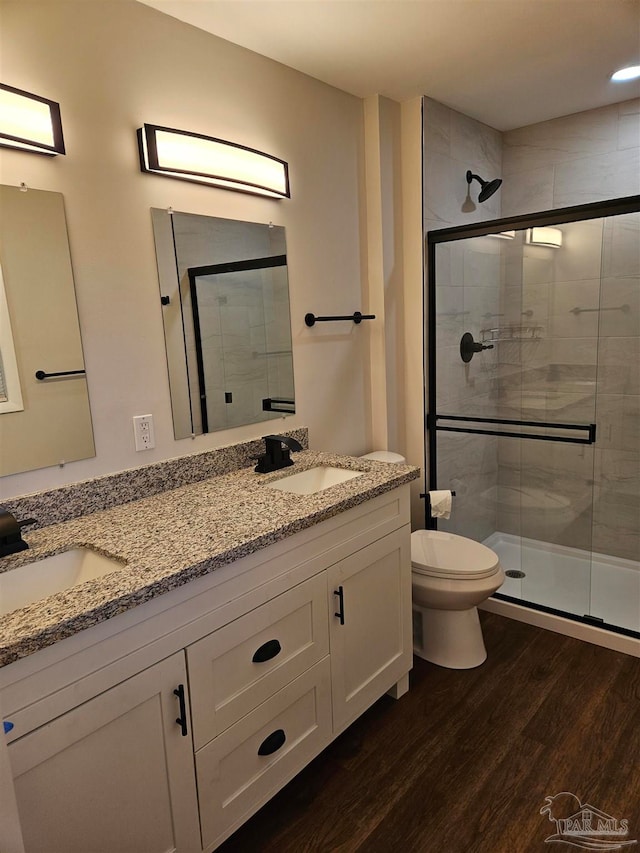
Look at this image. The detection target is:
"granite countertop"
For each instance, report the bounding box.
[0,452,419,667]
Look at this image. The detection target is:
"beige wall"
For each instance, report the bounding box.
[0,0,374,500]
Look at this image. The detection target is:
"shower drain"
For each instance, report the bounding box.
[505,569,526,579]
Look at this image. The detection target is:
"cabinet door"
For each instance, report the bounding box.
[328,526,412,733]
[9,652,201,853]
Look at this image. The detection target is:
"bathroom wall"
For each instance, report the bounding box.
[501,99,640,216]
[0,1,371,500]
[422,97,503,539]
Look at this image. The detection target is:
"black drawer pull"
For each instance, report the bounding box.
[252,639,282,663]
[258,728,286,756]
[173,685,188,736]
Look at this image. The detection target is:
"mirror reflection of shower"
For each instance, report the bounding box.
[466,170,503,203]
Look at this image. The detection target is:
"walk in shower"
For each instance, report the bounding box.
[427,196,640,637]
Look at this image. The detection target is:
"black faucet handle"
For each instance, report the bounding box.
[18,518,37,529]
[0,508,34,557]
[263,434,304,453]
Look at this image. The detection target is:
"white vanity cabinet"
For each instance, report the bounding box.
[8,652,201,853]
[2,485,412,853]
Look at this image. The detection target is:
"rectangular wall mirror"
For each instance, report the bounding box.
[151,209,295,439]
[0,185,95,477]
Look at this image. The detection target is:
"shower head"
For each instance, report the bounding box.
[466,170,503,203]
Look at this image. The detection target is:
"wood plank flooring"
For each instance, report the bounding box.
[218,612,640,853]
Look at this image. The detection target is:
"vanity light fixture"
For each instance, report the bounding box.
[0,84,65,155]
[526,226,563,248]
[137,124,290,198]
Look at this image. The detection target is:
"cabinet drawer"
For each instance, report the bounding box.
[187,572,329,750]
[196,656,332,850]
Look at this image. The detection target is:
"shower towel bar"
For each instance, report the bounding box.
[435,414,596,445]
[304,311,375,327]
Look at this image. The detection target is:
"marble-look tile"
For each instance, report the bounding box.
[502,104,619,175]
[592,501,640,562]
[450,108,502,177]
[424,151,455,223]
[465,285,500,324]
[549,337,598,366]
[435,286,465,346]
[601,212,640,279]
[596,393,640,453]
[553,218,604,282]
[463,244,501,288]
[598,277,640,337]
[523,252,556,286]
[549,279,601,338]
[618,98,640,150]
[594,448,640,500]
[423,97,451,156]
[597,337,640,395]
[521,281,550,326]
[500,165,554,218]
[615,146,640,197]
[553,151,618,208]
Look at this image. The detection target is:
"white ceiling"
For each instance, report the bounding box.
[139,0,640,131]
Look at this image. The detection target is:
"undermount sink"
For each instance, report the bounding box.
[266,466,363,495]
[0,547,126,616]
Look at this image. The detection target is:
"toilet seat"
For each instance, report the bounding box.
[411,530,501,580]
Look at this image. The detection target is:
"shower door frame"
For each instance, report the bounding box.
[425,194,640,637]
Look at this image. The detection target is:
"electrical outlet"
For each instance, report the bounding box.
[133,414,155,451]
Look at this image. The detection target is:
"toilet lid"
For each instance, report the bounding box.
[411,530,501,579]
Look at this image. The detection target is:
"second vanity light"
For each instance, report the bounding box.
[137,123,290,198]
[0,83,65,155]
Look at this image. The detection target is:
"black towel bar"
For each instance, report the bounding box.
[35,369,86,381]
[305,311,375,327]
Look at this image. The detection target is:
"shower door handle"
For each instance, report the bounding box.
[460,332,494,363]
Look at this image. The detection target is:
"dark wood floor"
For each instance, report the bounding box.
[219,612,640,853]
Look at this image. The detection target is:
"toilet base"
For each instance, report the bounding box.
[412,603,487,669]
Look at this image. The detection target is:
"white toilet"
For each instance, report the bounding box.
[359,450,504,670]
[411,530,504,669]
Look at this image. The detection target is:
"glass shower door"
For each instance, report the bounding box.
[429,224,599,621]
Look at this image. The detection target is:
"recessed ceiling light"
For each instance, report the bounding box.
[611,65,640,82]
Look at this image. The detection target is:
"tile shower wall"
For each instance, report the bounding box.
[423,97,503,541]
[501,99,640,216]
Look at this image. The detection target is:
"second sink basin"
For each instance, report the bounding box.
[0,547,126,616]
[266,466,363,495]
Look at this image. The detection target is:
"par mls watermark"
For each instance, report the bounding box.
[541,792,637,850]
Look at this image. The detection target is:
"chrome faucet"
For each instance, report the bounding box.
[255,435,303,474]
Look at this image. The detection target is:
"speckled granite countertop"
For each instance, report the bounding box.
[0,452,419,667]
